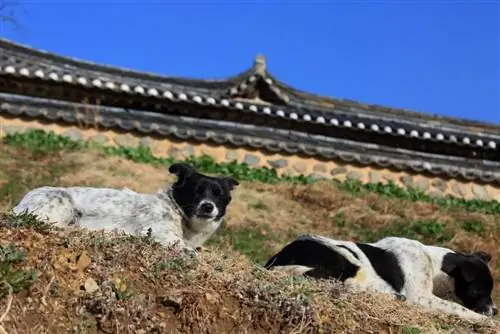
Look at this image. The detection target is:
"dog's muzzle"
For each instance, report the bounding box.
[196,200,218,219]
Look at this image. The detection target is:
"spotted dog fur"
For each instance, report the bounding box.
[12,163,239,256]
[265,234,498,323]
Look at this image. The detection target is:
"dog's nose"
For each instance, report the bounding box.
[493,307,498,316]
[200,202,214,214]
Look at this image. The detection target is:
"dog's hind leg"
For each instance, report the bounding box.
[12,188,80,228]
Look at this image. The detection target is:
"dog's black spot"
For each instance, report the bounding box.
[356,243,405,293]
[264,237,406,294]
[69,209,83,226]
[264,238,359,281]
[442,251,496,315]
[169,163,239,221]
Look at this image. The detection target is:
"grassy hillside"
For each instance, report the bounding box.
[0,130,498,333]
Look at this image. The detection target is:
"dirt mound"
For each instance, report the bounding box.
[0,216,498,334]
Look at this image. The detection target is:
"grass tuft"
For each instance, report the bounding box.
[0,211,53,232]
[0,244,39,297]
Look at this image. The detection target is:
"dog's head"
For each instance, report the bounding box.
[169,163,239,227]
[442,250,498,316]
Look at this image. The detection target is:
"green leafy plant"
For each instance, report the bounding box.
[333,212,347,228]
[249,201,269,211]
[110,277,134,301]
[459,220,485,234]
[402,327,421,334]
[0,244,39,297]
[339,179,500,215]
[4,129,85,154]
[0,211,53,233]
[360,219,453,245]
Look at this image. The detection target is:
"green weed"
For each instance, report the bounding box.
[333,212,346,227]
[0,211,53,232]
[402,327,421,334]
[360,219,453,245]
[0,244,39,297]
[249,201,269,210]
[459,220,485,234]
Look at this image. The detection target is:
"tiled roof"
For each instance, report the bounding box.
[1,39,499,142]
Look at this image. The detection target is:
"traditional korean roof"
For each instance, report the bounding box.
[1,38,499,183]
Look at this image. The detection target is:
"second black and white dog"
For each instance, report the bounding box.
[12,163,239,256]
[264,234,498,323]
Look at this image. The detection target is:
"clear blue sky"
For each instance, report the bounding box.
[1,2,499,124]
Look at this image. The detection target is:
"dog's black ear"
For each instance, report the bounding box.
[443,255,477,283]
[169,163,194,180]
[442,253,466,276]
[222,177,239,191]
[472,251,491,263]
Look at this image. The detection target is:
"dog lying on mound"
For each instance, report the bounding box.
[12,163,239,257]
[264,234,498,323]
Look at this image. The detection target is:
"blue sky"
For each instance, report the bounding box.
[1,1,499,124]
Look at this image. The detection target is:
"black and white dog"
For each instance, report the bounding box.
[265,234,498,323]
[12,163,239,255]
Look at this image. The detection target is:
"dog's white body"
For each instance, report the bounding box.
[268,235,498,324]
[12,185,221,252]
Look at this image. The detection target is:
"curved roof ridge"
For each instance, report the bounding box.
[0,38,256,88]
[1,38,499,130]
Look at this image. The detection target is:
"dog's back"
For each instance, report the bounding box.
[13,186,182,235]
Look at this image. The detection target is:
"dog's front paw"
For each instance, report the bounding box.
[394,293,407,302]
[195,245,210,253]
[180,246,199,262]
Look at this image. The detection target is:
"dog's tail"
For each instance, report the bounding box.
[268,264,315,276]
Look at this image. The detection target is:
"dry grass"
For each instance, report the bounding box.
[0,225,497,333]
[0,146,499,333]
